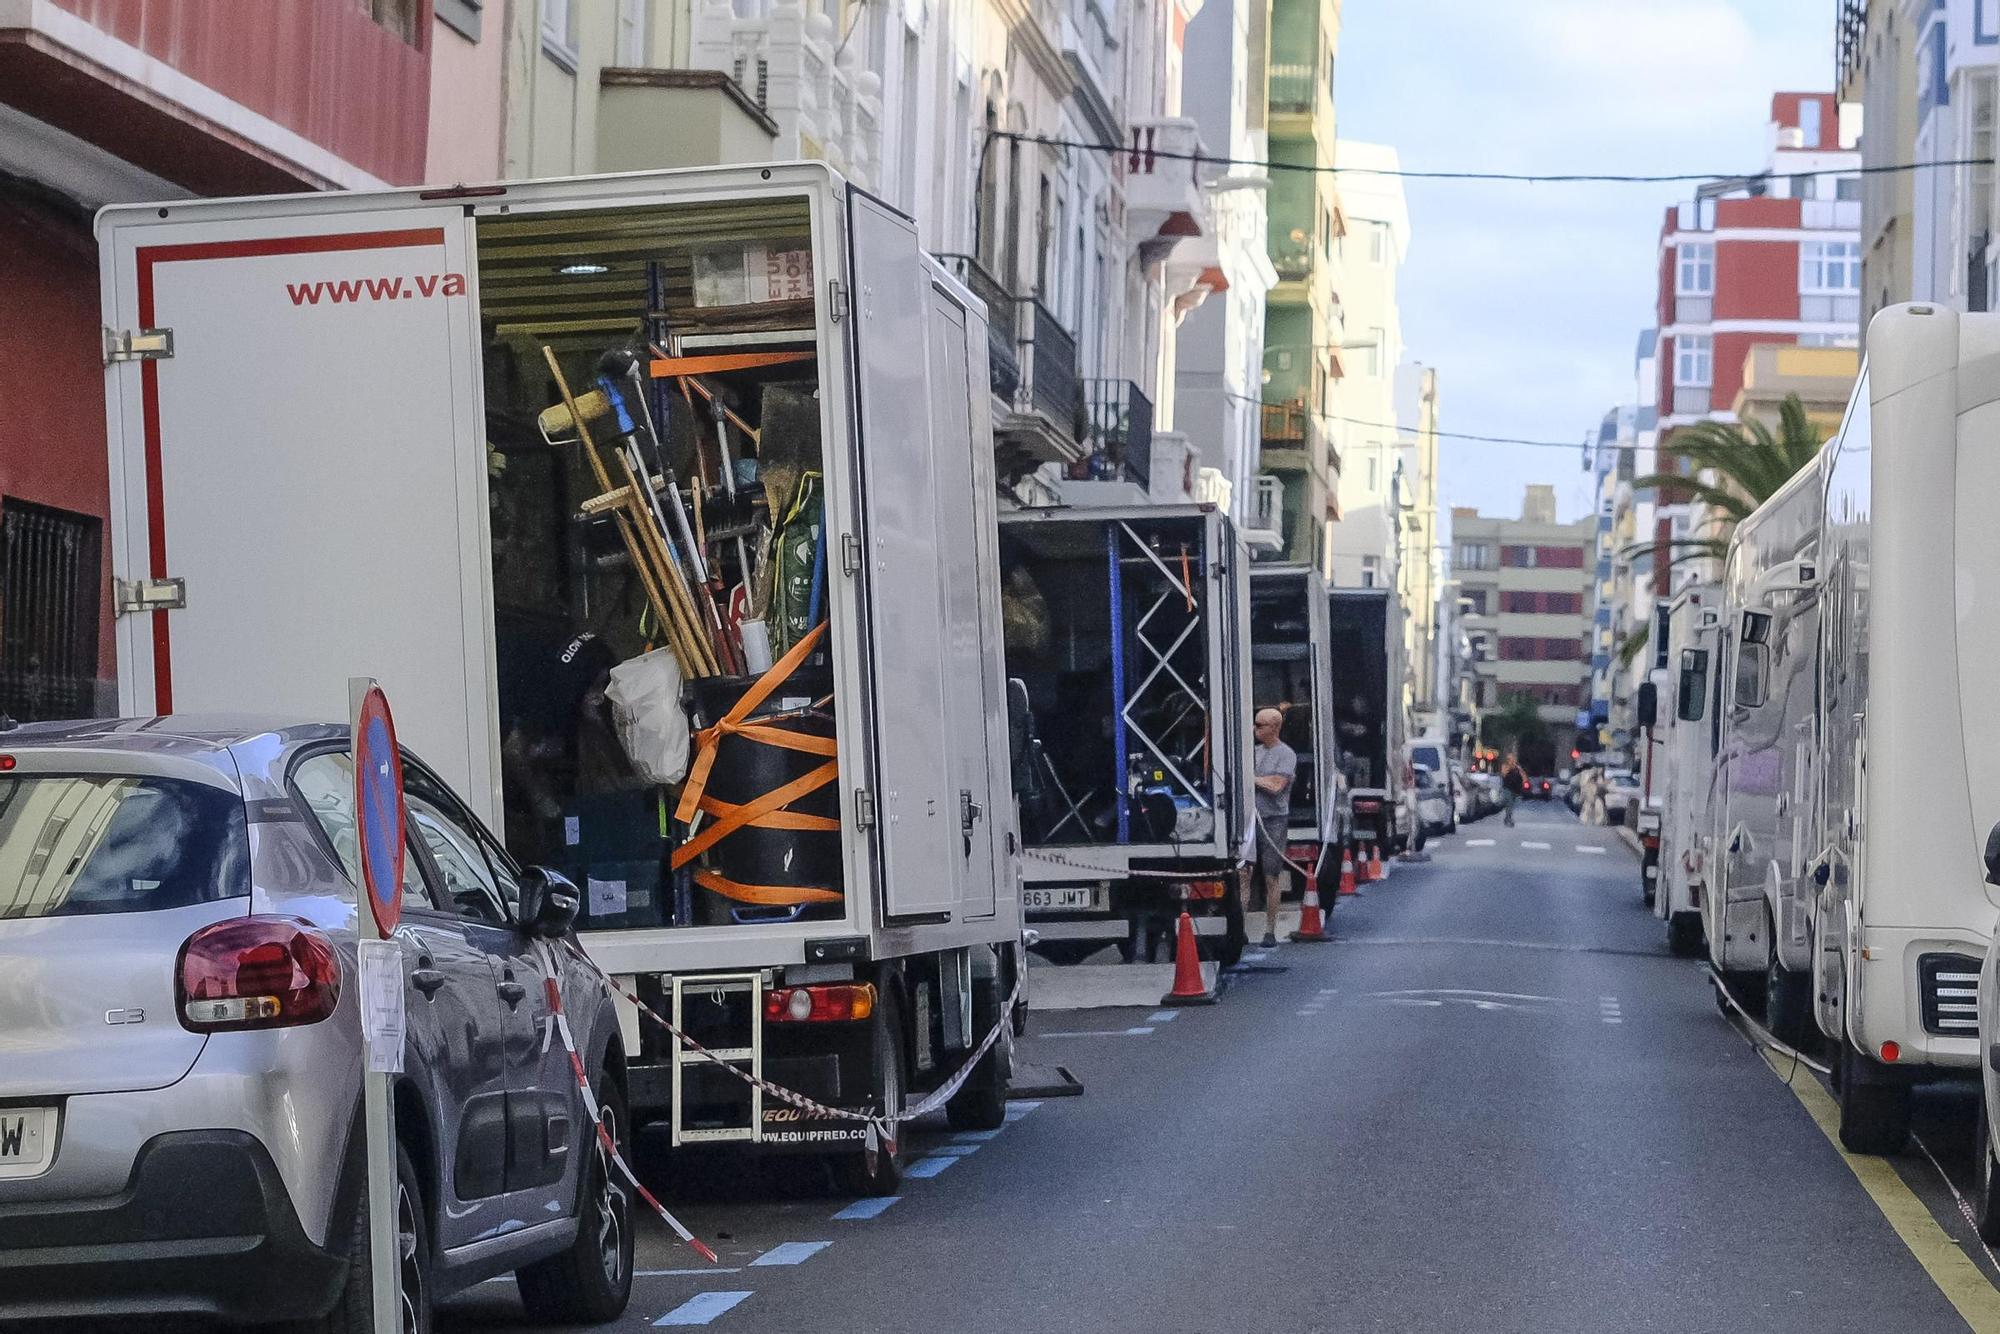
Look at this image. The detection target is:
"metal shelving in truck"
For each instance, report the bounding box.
[96,162,1024,1194]
[998,505,1254,966]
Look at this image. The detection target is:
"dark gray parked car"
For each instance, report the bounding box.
[0,718,631,1331]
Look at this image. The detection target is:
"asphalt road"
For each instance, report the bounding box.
[427,798,2000,1334]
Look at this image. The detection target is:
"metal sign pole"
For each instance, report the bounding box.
[351,677,407,1334]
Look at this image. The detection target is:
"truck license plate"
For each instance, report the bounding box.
[1023,887,1100,912]
[0,1108,54,1178]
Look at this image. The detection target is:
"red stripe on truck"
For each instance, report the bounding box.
[131,227,446,712]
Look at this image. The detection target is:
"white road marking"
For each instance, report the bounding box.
[1296,1008,1320,1016]
[1147,1010,1180,1023]
[1521,841,1551,850]
[1467,838,1496,847]
[1577,845,1607,855]
[832,1196,901,1220]
[1036,1028,1151,1039]
[1124,1026,1155,1036]
[1005,1101,1042,1121]
[752,1241,831,1266]
[655,1291,754,1326]
[1599,996,1624,1026]
[1317,987,1339,995]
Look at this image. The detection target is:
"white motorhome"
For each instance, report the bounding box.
[1806,304,1997,1154]
[998,506,1253,964]
[1652,584,1718,958]
[1707,458,1825,1046]
[96,163,1023,1188]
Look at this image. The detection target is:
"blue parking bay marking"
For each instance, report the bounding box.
[906,1155,960,1178]
[951,1129,1004,1142]
[833,1195,902,1220]
[752,1241,831,1266]
[927,1141,983,1157]
[655,1291,753,1325]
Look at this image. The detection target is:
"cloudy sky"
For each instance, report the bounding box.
[1335,0,1835,527]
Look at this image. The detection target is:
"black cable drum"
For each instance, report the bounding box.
[685,667,844,925]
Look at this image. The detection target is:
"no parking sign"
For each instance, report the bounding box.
[352,681,406,938]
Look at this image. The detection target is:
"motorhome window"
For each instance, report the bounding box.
[1735,643,1769,709]
[1677,649,1708,722]
[474,197,841,932]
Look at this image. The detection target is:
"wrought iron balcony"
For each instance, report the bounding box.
[935,253,1021,403]
[1019,296,1082,438]
[1082,379,1154,489]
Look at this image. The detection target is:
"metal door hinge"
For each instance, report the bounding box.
[828,279,848,323]
[854,788,876,830]
[103,327,173,364]
[841,533,862,575]
[114,577,185,615]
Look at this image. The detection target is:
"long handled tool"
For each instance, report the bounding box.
[542,347,717,678]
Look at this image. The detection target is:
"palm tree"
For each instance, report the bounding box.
[1615,392,1829,666]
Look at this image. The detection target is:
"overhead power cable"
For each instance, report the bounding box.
[1219,391,1633,451]
[988,130,1990,186]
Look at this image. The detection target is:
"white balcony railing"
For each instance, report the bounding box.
[1243,474,1284,550]
[691,0,881,190]
[1126,116,1210,247]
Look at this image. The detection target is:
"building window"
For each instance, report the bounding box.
[1676,242,1714,295]
[1800,239,1862,293]
[1674,333,1712,387]
[370,0,423,44]
[437,0,482,40]
[1368,222,1387,264]
[1455,542,1492,570]
[541,0,578,70]
[1459,589,1489,615]
[1799,97,1823,148]
[1836,175,1861,201]
[0,499,102,721]
[1360,556,1380,588]
[615,0,648,64]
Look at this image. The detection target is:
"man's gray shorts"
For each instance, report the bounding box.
[1256,816,1288,877]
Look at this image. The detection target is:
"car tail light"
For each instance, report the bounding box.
[1186,879,1226,901]
[765,983,876,1024]
[178,916,341,1032]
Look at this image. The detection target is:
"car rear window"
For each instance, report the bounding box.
[0,775,249,920]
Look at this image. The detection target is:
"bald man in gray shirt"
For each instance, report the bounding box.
[1251,706,1297,948]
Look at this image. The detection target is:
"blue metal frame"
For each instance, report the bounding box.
[1108,523,1130,843]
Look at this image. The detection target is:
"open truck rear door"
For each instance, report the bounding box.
[98,206,493,807]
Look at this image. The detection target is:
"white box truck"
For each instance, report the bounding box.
[96,163,1023,1190]
[1329,587,1411,853]
[997,504,1253,965]
[1248,564,1341,879]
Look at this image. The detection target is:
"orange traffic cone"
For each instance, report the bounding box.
[1368,843,1385,881]
[1289,862,1331,943]
[1356,843,1376,884]
[1337,848,1359,896]
[1160,910,1217,1006]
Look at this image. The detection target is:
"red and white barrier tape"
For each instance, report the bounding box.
[541,964,719,1263]
[546,938,1023,1255]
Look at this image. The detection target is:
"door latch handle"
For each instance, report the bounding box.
[496,980,527,1007]
[412,968,446,997]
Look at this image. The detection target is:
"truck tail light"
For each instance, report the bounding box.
[1187,879,1226,901]
[765,983,876,1024]
[1642,834,1660,852]
[177,917,341,1032]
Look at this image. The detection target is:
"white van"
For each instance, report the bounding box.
[1653,584,1718,958]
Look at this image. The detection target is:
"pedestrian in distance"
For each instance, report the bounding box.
[1251,706,1298,949]
[1500,753,1527,828]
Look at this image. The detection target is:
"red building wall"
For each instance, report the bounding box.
[46,0,433,186]
[0,194,117,697]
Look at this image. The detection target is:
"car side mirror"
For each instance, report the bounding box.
[1985,822,2000,887]
[518,865,581,938]
[1636,682,1658,729]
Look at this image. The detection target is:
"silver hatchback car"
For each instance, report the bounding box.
[0,717,632,1330]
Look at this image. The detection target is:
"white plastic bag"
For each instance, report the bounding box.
[605,647,691,786]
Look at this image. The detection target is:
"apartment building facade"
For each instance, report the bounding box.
[1326,139,1407,591]
[1452,487,1596,725]
[1257,0,1343,564]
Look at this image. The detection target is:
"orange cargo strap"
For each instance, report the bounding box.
[671,624,838,884]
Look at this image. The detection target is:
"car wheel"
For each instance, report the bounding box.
[1765,955,1812,1048]
[1978,1097,2000,1245]
[946,983,1013,1132]
[1666,912,1702,958]
[834,989,909,1196]
[1837,1043,1911,1156]
[517,1076,635,1324]
[287,1142,430,1334]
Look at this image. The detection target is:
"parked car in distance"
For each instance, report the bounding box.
[0,718,633,1331]
[1529,775,1557,801]
[1414,766,1454,836]
[1602,769,1643,825]
[1450,762,1475,824]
